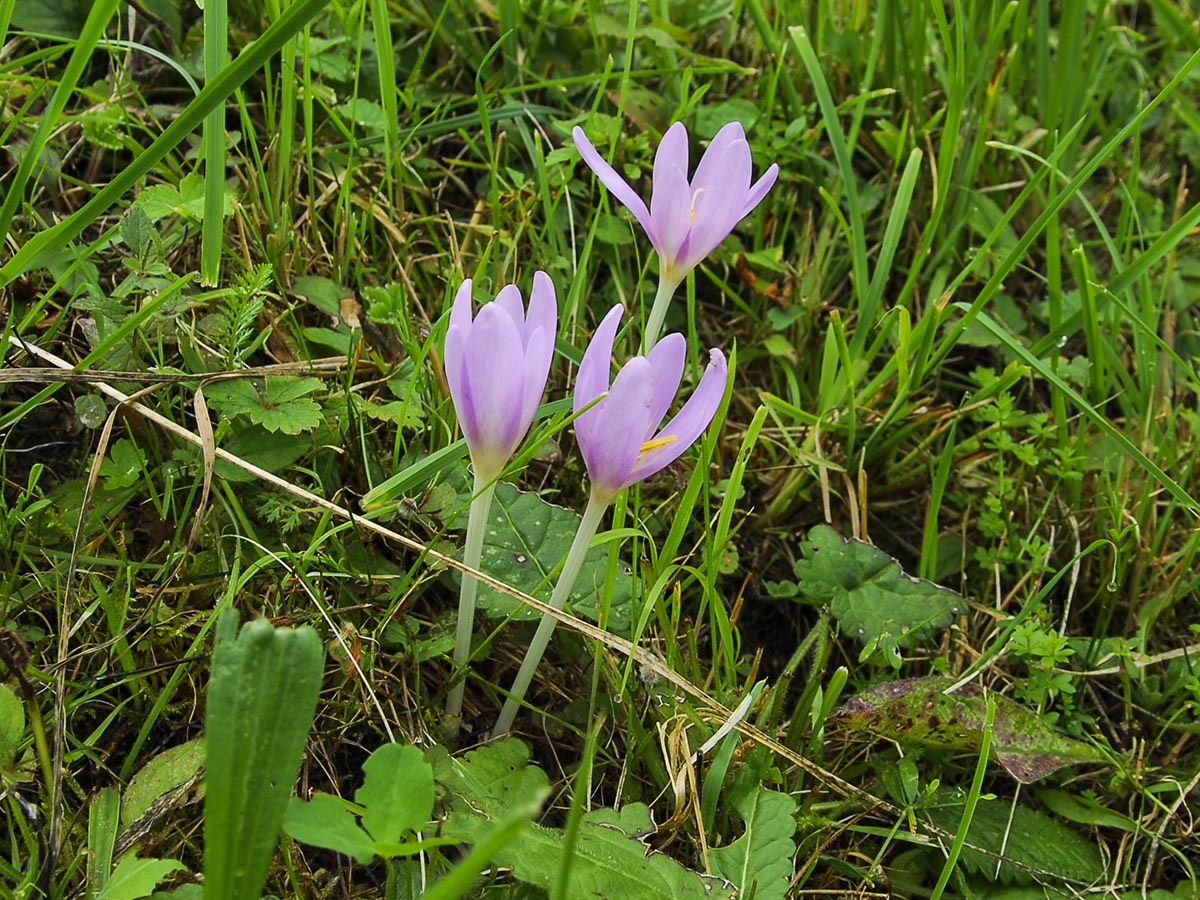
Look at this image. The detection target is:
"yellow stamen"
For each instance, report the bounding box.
[637,434,677,459]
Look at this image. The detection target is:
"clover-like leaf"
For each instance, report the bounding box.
[205,376,324,435]
[792,525,961,649]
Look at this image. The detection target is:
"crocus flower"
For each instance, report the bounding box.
[444,272,556,734]
[574,303,727,504]
[572,121,778,290]
[492,303,727,737]
[443,272,557,480]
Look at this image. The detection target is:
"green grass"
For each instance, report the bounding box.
[2,0,1200,897]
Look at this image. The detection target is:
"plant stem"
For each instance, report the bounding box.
[641,270,682,354]
[493,490,609,736]
[445,469,498,732]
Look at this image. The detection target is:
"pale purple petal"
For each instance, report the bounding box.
[648,165,693,266]
[518,323,553,430]
[573,126,653,235]
[443,323,465,414]
[643,332,686,436]
[578,357,654,499]
[460,304,526,468]
[443,279,474,413]
[526,270,558,350]
[652,122,689,195]
[689,121,746,197]
[677,140,751,271]
[449,279,474,333]
[493,284,525,328]
[573,304,623,415]
[743,163,779,216]
[629,348,727,483]
[515,271,556,427]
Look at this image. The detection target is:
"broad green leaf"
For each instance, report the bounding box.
[203,612,324,900]
[121,738,205,828]
[926,793,1105,884]
[205,377,324,435]
[449,480,634,631]
[357,743,434,844]
[791,525,961,648]
[708,785,797,900]
[0,684,24,767]
[284,793,376,864]
[835,677,1107,783]
[446,802,734,900]
[95,854,184,900]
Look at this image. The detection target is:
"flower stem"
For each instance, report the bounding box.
[641,270,682,354]
[445,469,497,734]
[493,489,609,737]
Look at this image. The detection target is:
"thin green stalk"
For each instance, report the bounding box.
[929,694,996,900]
[642,270,682,354]
[445,470,498,731]
[494,490,609,737]
[201,0,229,285]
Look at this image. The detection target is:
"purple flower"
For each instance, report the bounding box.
[572,121,778,286]
[444,273,557,479]
[574,304,727,503]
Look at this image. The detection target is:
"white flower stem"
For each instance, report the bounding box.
[445,469,498,733]
[641,270,682,354]
[493,489,609,737]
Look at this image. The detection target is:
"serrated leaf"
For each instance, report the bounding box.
[356,744,433,844]
[792,525,961,647]
[204,377,323,434]
[437,738,551,821]
[95,854,184,900]
[133,174,231,223]
[834,677,1107,783]
[708,786,797,900]
[283,793,377,865]
[100,438,147,490]
[449,480,634,631]
[926,793,1104,884]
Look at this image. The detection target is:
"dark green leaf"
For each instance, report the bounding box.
[357,744,434,844]
[926,792,1105,884]
[792,525,960,648]
[284,794,377,865]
